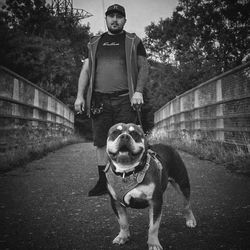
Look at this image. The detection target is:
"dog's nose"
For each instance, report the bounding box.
[120,133,130,141]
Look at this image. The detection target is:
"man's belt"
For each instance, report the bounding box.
[94,90,129,98]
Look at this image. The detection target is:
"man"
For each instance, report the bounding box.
[74,4,149,196]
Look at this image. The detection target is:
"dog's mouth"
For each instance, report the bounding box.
[108,143,144,165]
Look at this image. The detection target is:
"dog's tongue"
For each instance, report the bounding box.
[117,151,131,163]
[119,151,129,156]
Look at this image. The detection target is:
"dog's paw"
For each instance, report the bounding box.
[148,243,163,250]
[148,238,163,250]
[185,211,197,228]
[112,233,130,245]
[186,213,197,228]
[186,218,197,228]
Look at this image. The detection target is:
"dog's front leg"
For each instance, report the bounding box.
[148,200,163,250]
[111,198,130,245]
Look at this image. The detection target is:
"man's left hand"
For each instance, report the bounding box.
[131,92,144,108]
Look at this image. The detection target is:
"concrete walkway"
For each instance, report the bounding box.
[1,143,250,250]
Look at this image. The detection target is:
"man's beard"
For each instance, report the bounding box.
[107,26,124,34]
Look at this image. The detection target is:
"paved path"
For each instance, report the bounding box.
[1,143,250,250]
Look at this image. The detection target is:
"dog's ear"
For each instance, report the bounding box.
[137,125,148,151]
[135,124,144,134]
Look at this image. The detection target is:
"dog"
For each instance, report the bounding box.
[105,123,197,250]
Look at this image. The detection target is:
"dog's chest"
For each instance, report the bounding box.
[106,153,163,206]
[106,166,147,204]
[107,174,155,207]
[123,182,155,204]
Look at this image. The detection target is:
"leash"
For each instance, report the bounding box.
[134,104,143,129]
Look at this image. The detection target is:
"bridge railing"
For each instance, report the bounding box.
[0,66,75,167]
[153,62,250,149]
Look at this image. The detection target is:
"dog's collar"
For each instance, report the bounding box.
[110,152,149,178]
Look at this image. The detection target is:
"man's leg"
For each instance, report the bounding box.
[88,145,109,197]
[89,95,112,196]
[96,145,109,166]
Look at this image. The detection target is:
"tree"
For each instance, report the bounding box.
[145,0,249,72]
[144,0,249,114]
[0,0,90,104]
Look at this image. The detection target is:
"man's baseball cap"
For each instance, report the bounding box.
[105,4,126,17]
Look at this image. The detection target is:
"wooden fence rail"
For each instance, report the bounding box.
[153,62,250,148]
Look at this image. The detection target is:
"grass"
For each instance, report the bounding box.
[148,128,250,177]
[0,135,89,173]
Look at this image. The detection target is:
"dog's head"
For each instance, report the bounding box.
[106,123,147,172]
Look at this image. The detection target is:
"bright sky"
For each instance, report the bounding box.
[0,0,179,39]
[74,0,178,38]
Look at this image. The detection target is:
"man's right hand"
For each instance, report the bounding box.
[74,96,85,114]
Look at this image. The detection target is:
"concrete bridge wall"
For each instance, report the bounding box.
[0,66,75,169]
[153,62,250,150]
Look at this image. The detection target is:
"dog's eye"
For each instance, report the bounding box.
[109,130,122,140]
[129,131,142,142]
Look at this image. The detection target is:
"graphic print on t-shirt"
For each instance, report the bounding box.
[103,42,120,46]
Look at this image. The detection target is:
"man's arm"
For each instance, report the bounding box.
[74,59,90,113]
[131,55,149,106]
[136,55,149,93]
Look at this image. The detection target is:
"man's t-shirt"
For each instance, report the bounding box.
[94,32,146,93]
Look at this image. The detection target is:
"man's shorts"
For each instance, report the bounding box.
[91,93,137,148]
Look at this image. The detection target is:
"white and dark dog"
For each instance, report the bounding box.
[105,123,197,250]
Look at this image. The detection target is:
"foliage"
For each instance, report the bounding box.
[145,0,249,69]
[0,0,90,104]
[144,0,249,111]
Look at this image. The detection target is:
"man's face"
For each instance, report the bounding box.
[106,12,126,34]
